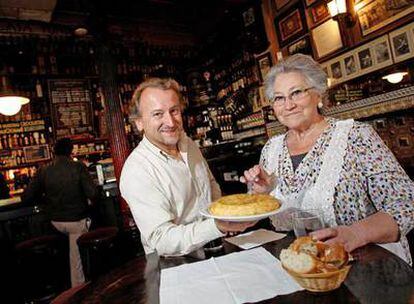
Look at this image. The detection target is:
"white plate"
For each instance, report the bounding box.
[200,208,280,222]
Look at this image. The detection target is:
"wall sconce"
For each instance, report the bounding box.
[0,76,30,116]
[382,72,408,84]
[328,0,355,27]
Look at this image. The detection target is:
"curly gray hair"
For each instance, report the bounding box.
[264,54,328,103]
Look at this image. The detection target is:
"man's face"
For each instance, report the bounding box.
[136,88,183,152]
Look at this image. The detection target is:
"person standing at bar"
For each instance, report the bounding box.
[22,138,98,287]
[120,78,255,257]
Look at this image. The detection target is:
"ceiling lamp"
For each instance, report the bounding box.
[0,76,30,116]
[382,72,408,84]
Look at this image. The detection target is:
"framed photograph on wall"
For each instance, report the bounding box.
[23,145,51,163]
[357,48,374,71]
[330,60,344,81]
[356,0,414,36]
[389,23,414,63]
[370,35,393,68]
[308,2,330,28]
[343,53,359,78]
[311,19,343,59]
[257,52,273,82]
[305,0,317,6]
[287,35,313,56]
[274,0,290,10]
[274,3,307,47]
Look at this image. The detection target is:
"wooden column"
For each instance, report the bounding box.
[97,44,130,215]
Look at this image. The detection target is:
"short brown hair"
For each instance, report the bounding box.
[129,77,183,120]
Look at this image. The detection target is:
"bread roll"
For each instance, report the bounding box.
[281,236,348,274]
[280,249,316,274]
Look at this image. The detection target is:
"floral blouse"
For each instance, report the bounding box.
[260,117,414,264]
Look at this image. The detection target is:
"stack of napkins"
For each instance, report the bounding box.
[225,229,286,249]
[160,247,303,304]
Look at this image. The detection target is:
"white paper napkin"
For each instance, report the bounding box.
[160,247,303,304]
[225,229,286,249]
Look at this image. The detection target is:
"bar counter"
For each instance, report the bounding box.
[65,233,414,304]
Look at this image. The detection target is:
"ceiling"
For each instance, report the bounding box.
[0,0,252,39]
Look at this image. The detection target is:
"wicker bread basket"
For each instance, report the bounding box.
[282,265,351,292]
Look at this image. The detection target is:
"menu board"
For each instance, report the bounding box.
[48,79,94,139]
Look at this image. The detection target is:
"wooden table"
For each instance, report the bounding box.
[76,233,414,304]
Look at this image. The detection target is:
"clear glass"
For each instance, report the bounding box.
[291,209,325,237]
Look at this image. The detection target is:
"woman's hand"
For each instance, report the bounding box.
[310,212,399,253]
[310,225,367,252]
[239,165,274,194]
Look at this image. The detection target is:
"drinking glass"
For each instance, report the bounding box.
[291,209,325,237]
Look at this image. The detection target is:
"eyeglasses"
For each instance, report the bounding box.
[271,87,314,105]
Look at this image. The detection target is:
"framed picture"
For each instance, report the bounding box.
[287,35,313,56]
[357,48,374,70]
[308,2,330,28]
[257,52,273,82]
[343,54,359,78]
[356,0,414,36]
[389,23,414,63]
[370,35,393,68]
[274,0,290,10]
[243,7,255,27]
[330,60,344,80]
[311,19,343,59]
[23,144,51,163]
[305,0,317,6]
[274,3,307,47]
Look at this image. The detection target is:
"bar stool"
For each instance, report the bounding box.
[77,226,119,281]
[16,234,69,303]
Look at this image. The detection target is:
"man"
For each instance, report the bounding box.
[120,78,255,256]
[22,138,97,287]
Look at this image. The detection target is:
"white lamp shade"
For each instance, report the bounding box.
[328,0,347,17]
[382,72,408,84]
[0,96,28,116]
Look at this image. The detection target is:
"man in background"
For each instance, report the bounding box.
[22,138,97,287]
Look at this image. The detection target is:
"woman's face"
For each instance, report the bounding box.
[271,72,321,131]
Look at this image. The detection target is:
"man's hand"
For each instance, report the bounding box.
[215,220,257,236]
[239,164,274,194]
[310,225,368,252]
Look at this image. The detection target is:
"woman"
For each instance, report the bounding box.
[241,54,414,264]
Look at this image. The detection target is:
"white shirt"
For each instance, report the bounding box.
[120,134,223,256]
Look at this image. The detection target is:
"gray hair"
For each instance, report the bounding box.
[264,54,328,102]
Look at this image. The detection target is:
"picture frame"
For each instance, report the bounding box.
[274,3,308,47]
[23,144,51,163]
[287,35,313,56]
[356,0,414,36]
[370,35,393,69]
[242,7,255,27]
[311,19,343,59]
[274,0,291,11]
[389,23,414,63]
[305,0,317,6]
[257,52,273,83]
[308,2,330,28]
[343,53,359,78]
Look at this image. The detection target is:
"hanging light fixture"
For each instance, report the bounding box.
[382,72,408,84]
[0,76,30,116]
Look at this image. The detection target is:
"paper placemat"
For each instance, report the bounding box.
[225,229,286,249]
[160,247,303,304]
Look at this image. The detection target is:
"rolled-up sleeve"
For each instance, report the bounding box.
[356,124,414,236]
